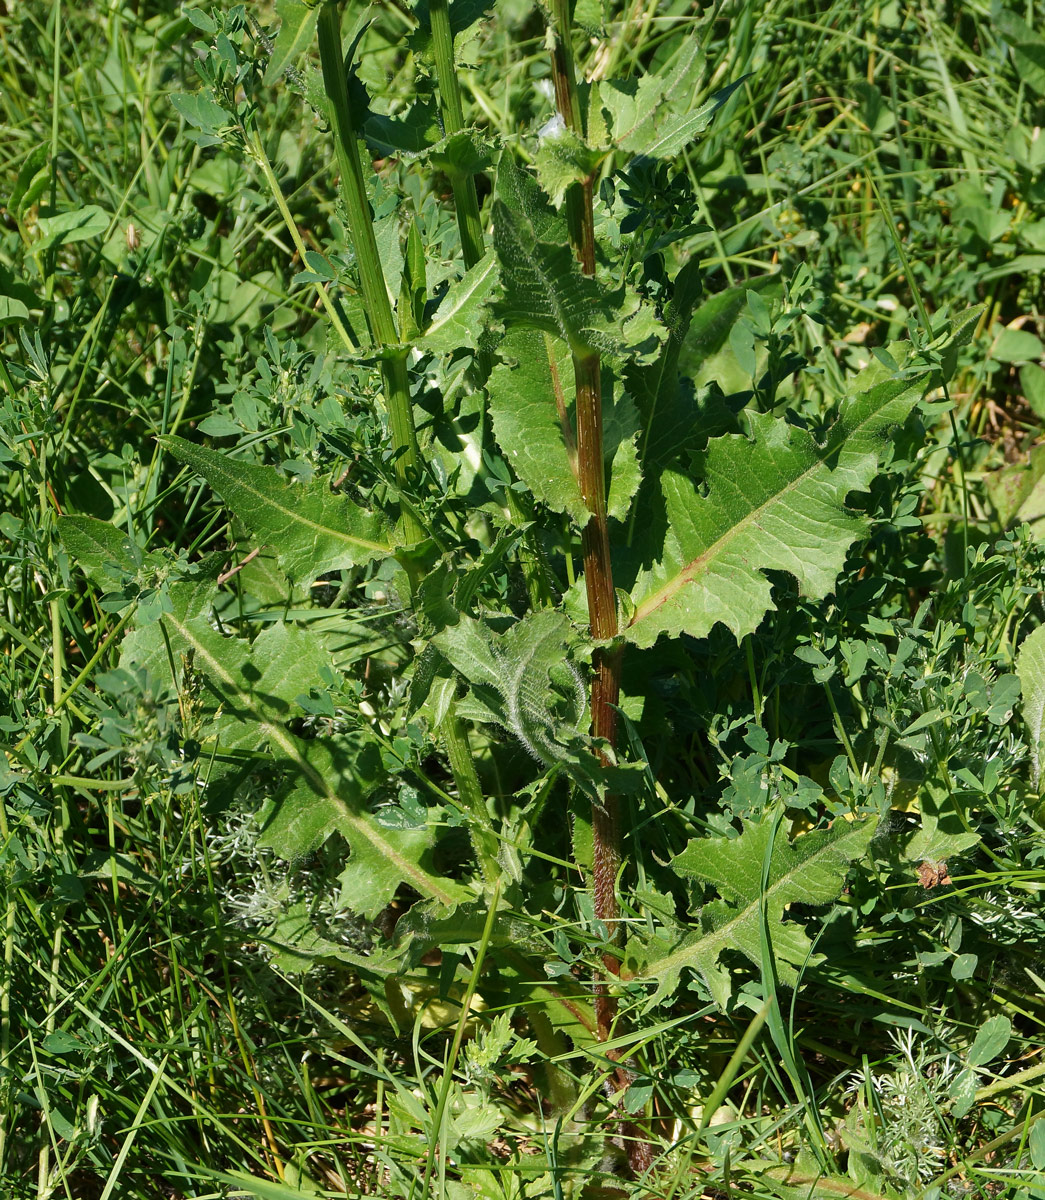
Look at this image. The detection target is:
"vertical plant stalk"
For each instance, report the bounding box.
[548,1,654,1177]
[316,2,423,545]
[427,0,550,608]
[546,0,622,1019]
[317,3,500,872]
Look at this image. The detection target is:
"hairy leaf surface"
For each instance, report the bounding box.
[492,155,660,360]
[435,611,642,796]
[57,514,141,591]
[121,582,463,912]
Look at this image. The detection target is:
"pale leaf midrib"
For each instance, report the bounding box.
[424,255,495,339]
[628,389,914,631]
[639,833,858,981]
[171,444,389,557]
[165,612,458,906]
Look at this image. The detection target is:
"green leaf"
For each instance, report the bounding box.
[121,590,463,912]
[492,154,658,360]
[488,325,645,526]
[623,373,930,648]
[1021,363,1045,420]
[365,99,443,157]
[950,1067,977,1119]
[630,817,877,1008]
[996,10,1045,96]
[0,296,29,326]
[985,444,1045,528]
[1029,1119,1045,1170]
[534,126,604,206]
[160,436,392,583]
[590,39,742,159]
[903,778,980,864]
[259,734,464,917]
[36,205,110,251]
[1016,625,1045,788]
[426,129,495,177]
[170,93,234,135]
[417,251,498,355]
[488,329,580,527]
[951,952,977,980]
[435,611,641,797]
[990,326,1044,363]
[264,0,319,84]
[57,515,140,591]
[968,1014,1011,1067]
[200,1168,322,1200]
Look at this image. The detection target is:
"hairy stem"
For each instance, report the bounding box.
[316,2,423,544]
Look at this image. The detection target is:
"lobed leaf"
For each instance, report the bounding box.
[160,435,393,583]
[489,329,646,528]
[263,0,318,85]
[630,817,877,1008]
[492,154,659,360]
[590,38,744,160]
[624,374,931,648]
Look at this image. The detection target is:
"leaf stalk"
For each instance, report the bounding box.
[316,2,423,543]
[428,0,486,270]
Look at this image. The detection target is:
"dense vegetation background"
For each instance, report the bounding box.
[2,0,1045,1197]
